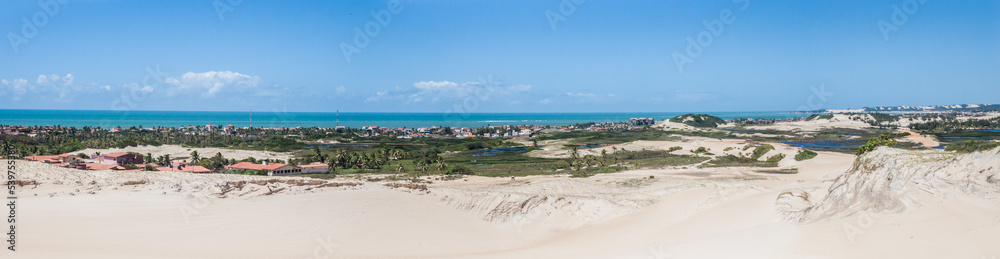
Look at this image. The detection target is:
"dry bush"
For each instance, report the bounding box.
[13,180,37,187]
[250,179,280,186]
[122,180,147,186]
[263,186,286,195]
[285,179,325,186]
[384,183,427,191]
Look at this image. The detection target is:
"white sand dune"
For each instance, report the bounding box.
[10,146,1000,258]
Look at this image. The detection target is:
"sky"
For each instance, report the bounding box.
[1,0,998,113]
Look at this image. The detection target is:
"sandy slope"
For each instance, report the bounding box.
[738,114,872,132]
[9,146,1000,258]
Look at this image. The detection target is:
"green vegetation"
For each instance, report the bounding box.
[856,134,898,155]
[910,116,1000,132]
[945,140,1000,153]
[669,114,726,128]
[750,144,775,160]
[794,150,818,161]
[766,153,786,163]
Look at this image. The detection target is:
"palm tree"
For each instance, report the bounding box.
[435,160,448,171]
[396,162,406,173]
[190,150,200,163]
[312,147,325,163]
[417,161,428,172]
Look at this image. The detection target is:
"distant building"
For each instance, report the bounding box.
[100,152,144,166]
[298,163,330,174]
[226,161,301,176]
[156,162,213,173]
[629,118,655,126]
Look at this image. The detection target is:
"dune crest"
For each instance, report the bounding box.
[783,147,1000,223]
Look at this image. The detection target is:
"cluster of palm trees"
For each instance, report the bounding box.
[320,147,408,170]
[410,158,448,173]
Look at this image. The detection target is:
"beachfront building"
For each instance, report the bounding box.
[155,162,212,173]
[226,161,302,176]
[629,118,655,126]
[25,154,84,165]
[99,152,145,166]
[298,163,330,174]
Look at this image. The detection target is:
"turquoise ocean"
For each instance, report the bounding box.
[0,110,810,129]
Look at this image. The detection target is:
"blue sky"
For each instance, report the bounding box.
[1,0,998,113]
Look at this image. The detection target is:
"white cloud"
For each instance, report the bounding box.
[100,85,111,91]
[414,81,459,91]
[566,92,596,97]
[336,85,348,95]
[164,71,261,97]
[63,74,74,86]
[0,79,31,100]
[365,80,532,104]
[365,90,398,103]
[539,98,552,104]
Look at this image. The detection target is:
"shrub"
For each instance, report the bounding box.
[692,147,709,154]
[446,165,474,175]
[667,146,683,153]
[856,134,898,155]
[552,160,570,170]
[669,114,725,128]
[766,154,786,163]
[794,150,818,161]
[751,144,774,160]
[945,140,1000,153]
